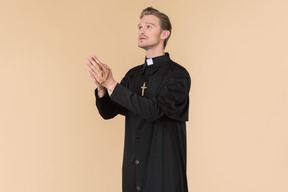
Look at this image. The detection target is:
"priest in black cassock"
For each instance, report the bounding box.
[87,7,190,192]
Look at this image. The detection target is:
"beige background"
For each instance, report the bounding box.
[0,0,287,191]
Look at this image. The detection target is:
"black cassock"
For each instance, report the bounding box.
[95,53,190,192]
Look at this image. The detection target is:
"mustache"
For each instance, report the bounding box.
[139,35,148,39]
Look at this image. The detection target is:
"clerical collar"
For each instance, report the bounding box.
[142,53,171,73]
[146,58,154,66]
[144,53,170,66]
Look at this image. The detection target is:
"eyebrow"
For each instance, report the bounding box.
[138,22,156,27]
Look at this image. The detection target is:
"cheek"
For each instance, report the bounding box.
[150,31,160,38]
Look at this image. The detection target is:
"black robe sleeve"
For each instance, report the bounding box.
[110,68,190,121]
[95,77,129,119]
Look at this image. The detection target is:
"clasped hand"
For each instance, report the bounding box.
[87,55,117,92]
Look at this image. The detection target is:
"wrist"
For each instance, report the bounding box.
[97,87,107,98]
[106,80,117,93]
[98,86,106,91]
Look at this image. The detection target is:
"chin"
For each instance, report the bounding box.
[138,43,148,49]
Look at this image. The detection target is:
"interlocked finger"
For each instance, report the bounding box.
[92,56,110,84]
[88,57,104,79]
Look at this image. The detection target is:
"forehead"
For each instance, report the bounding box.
[139,15,161,26]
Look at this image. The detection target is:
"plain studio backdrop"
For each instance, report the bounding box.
[0,0,287,192]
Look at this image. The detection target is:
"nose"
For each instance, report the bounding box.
[139,28,145,35]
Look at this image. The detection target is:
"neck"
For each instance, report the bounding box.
[145,47,165,58]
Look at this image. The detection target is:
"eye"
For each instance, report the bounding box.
[138,26,143,30]
[147,25,152,29]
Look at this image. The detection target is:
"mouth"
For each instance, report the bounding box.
[139,36,147,40]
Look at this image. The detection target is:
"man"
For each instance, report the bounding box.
[87,7,190,192]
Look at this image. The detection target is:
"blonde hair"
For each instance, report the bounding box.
[140,7,172,48]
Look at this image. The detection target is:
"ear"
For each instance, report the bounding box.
[160,30,170,40]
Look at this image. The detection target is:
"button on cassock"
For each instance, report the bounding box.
[135,136,140,142]
[135,160,140,165]
[136,185,141,191]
